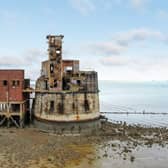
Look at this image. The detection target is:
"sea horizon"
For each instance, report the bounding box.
[99,80,168,127]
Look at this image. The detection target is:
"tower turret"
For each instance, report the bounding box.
[47,35,64,90]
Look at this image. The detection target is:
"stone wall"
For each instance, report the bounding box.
[33,92,100,122]
[33,117,101,135]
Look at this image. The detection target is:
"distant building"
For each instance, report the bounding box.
[0,70,30,127]
[33,35,101,134]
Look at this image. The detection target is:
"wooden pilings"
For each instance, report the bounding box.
[0,101,27,128]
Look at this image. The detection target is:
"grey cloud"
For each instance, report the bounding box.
[99,55,168,73]
[0,48,46,80]
[25,66,41,81]
[86,28,165,57]
[100,55,144,67]
[89,42,125,55]
[0,57,23,66]
[113,28,164,46]
[100,56,130,66]
[23,48,46,62]
[0,48,46,67]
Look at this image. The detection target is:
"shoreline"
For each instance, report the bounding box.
[0,121,168,167]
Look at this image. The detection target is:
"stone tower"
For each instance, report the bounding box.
[47,35,63,90]
[33,35,101,134]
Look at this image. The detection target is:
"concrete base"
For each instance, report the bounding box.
[33,117,101,135]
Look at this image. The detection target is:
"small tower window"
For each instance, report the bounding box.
[50,101,54,113]
[56,50,61,54]
[84,99,90,111]
[45,80,48,90]
[58,103,64,114]
[54,80,57,87]
[77,80,81,85]
[50,63,54,73]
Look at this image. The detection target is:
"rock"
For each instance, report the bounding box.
[130,156,135,162]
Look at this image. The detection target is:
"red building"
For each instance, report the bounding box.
[0,70,30,127]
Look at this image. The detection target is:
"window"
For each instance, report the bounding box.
[16,80,20,86]
[50,63,54,73]
[57,103,64,114]
[77,80,81,85]
[54,80,57,87]
[11,104,20,112]
[66,66,72,71]
[3,80,8,86]
[12,80,16,86]
[50,101,54,113]
[56,49,61,54]
[84,99,90,111]
[72,102,75,110]
[45,81,48,90]
[12,80,20,87]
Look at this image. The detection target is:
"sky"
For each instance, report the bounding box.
[0,0,168,81]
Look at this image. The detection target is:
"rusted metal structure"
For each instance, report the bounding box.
[0,70,30,127]
[33,35,101,134]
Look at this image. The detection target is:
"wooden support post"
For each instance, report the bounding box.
[7,102,10,128]
[10,116,20,128]
[0,117,6,126]
[7,117,10,128]
[19,103,24,128]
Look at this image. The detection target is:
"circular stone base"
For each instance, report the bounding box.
[33,117,101,135]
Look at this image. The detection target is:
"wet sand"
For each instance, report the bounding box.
[0,121,168,168]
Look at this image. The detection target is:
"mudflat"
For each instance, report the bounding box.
[0,122,168,168]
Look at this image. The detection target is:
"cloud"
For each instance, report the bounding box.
[84,28,168,80]
[98,54,168,81]
[25,66,42,81]
[23,49,46,63]
[100,55,145,67]
[113,28,164,46]
[89,42,125,55]
[130,0,149,9]
[69,0,95,15]
[100,56,130,66]
[99,54,168,74]
[86,28,166,57]
[69,0,150,14]
[100,56,168,77]
[0,48,46,80]
[0,48,45,67]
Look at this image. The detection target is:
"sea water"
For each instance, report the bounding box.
[99,80,168,127]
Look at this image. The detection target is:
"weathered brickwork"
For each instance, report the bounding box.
[0,70,24,102]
